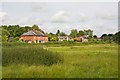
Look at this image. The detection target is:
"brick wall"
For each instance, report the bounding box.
[20,36,48,42]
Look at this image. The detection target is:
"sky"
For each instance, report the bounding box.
[0,2,118,37]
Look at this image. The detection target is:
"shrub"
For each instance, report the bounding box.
[2,45,63,66]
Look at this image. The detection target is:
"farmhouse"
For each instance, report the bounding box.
[20,30,48,43]
[58,36,73,41]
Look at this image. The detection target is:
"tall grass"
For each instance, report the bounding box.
[2,43,118,78]
[2,45,63,66]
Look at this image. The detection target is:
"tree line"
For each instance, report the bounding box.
[0,24,120,43]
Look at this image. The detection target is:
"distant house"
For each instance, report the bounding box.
[80,36,89,42]
[20,30,48,43]
[74,36,89,42]
[58,36,73,41]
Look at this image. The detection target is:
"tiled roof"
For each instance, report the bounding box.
[21,30,47,36]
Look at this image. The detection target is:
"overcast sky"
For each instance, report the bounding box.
[0,2,118,36]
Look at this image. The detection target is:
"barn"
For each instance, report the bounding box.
[20,30,48,43]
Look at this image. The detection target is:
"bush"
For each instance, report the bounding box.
[2,45,63,66]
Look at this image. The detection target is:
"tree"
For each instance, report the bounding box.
[113,31,120,43]
[25,26,32,32]
[101,34,107,38]
[16,27,26,37]
[93,35,98,39]
[69,29,78,38]
[2,28,10,42]
[48,33,58,41]
[60,32,67,36]
[2,28,10,36]
[101,34,108,41]
[108,34,114,42]
[32,24,39,30]
[2,35,8,42]
[56,30,60,36]
[77,30,84,37]
[48,31,66,41]
[32,24,44,33]
[100,33,115,43]
[1,25,8,30]
[84,29,93,38]
[7,25,16,37]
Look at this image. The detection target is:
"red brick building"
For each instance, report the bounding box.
[20,30,48,43]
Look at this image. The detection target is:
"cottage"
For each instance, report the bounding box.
[74,36,88,42]
[58,36,73,41]
[80,36,88,42]
[20,30,48,43]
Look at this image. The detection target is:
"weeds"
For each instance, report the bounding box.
[2,45,63,66]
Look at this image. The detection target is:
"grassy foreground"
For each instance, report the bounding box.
[2,43,118,78]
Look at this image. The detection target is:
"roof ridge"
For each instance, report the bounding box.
[31,30,37,35]
[21,30,47,36]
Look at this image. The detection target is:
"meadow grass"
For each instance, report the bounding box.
[2,45,63,66]
[2,43,118,78]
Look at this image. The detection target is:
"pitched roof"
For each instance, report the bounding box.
[21,30,47,36]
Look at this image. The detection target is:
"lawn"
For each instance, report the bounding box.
[2,43,118,78]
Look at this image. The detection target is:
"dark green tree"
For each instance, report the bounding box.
[69,29,78,38]
[93,35,98,39]
[2,28,10,42]
[48,33,58,41]
[77,30,84,37]
[60,32,67,36]
[108,34,114,42]
[113,31,120,43]
[32,24,44,33]
[101,34,108,41]
[56,30,60,36]
[84,29,93,38]
[32,24,39,30]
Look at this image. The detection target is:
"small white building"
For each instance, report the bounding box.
[79,36,89,42]
[58,36,73,41]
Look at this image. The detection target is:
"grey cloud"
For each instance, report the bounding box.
[17,16,43,25]
[97,13,117,20]
[0,11,15,25]
[51,11,73,23]
[91,22,118,37]
[51,11,88,23]
[76,13,89,22]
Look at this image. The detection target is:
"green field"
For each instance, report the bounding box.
[2,43,118,78]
